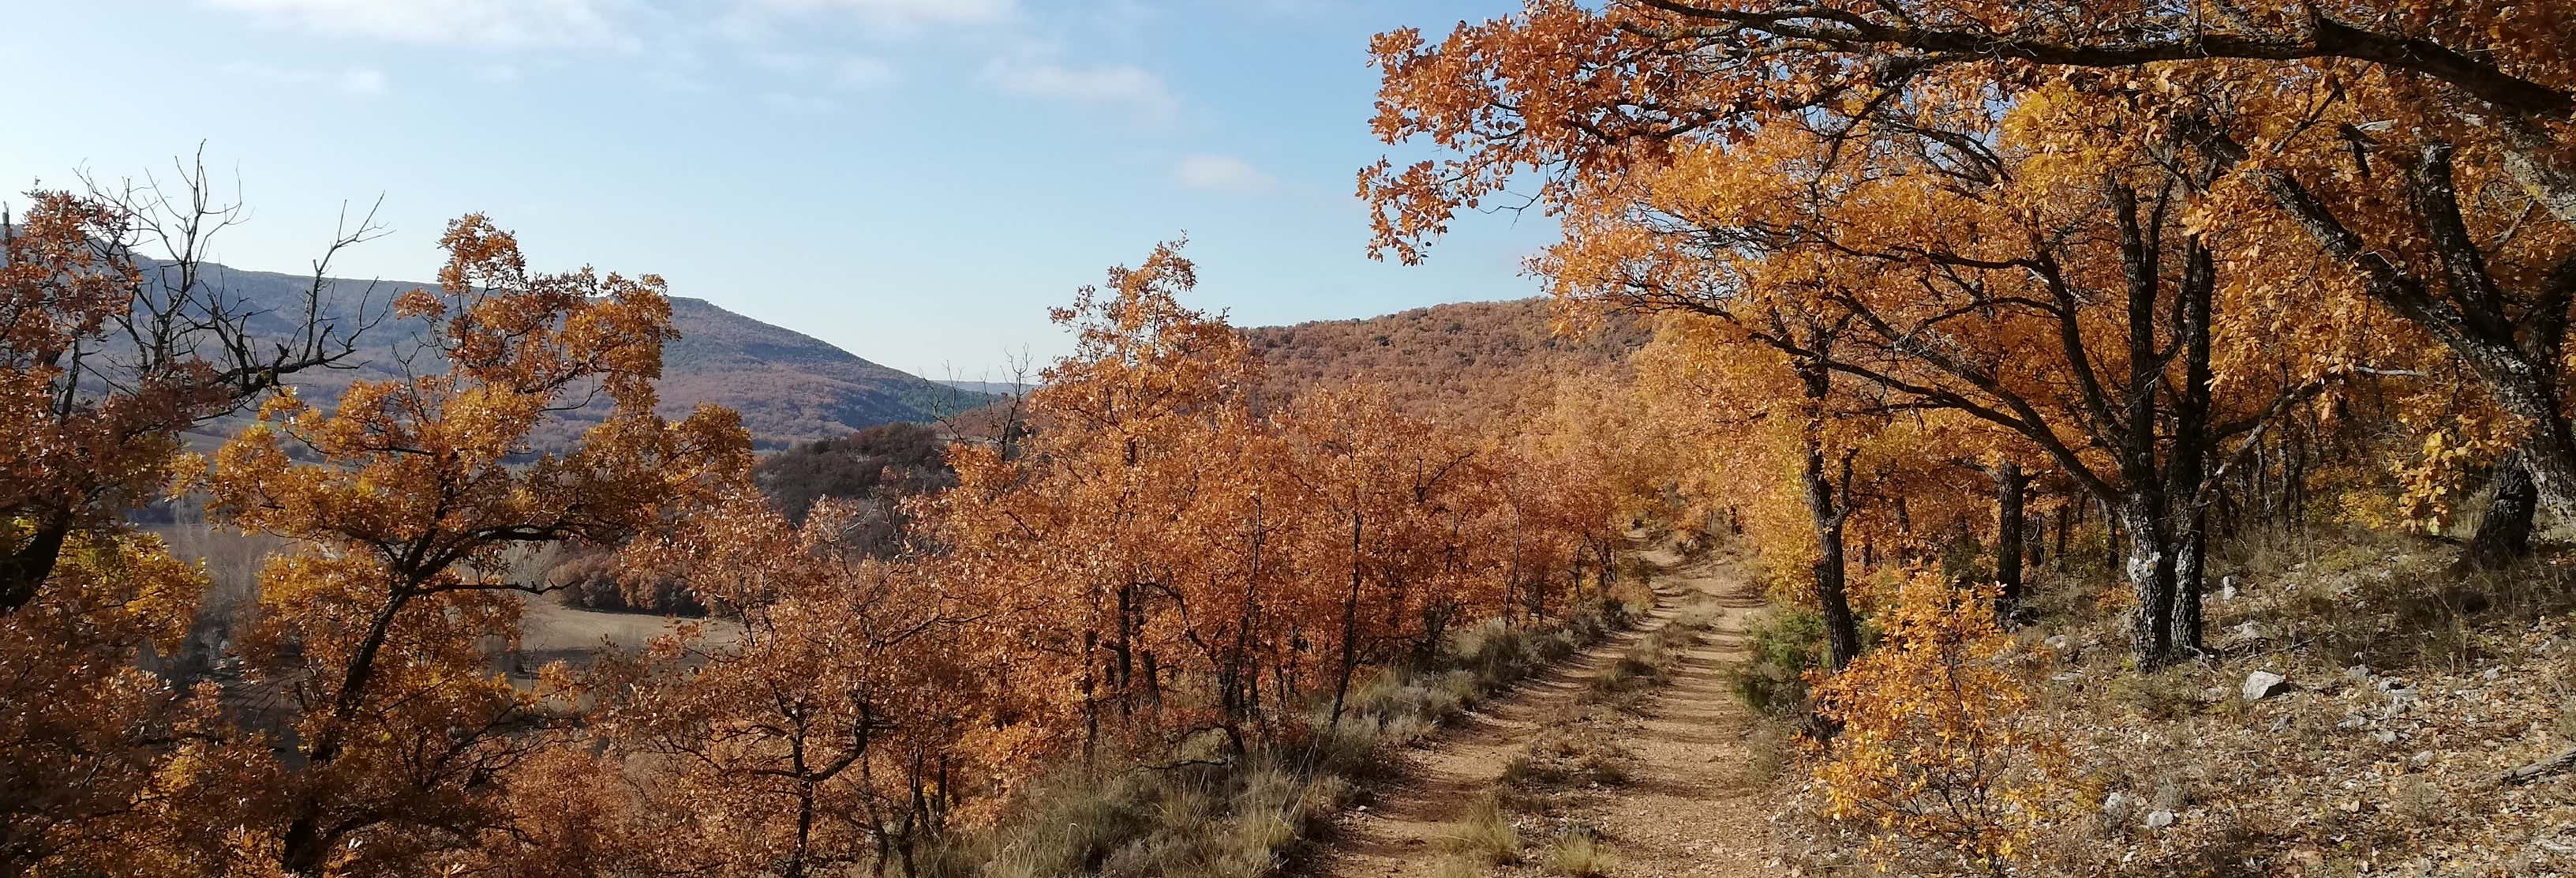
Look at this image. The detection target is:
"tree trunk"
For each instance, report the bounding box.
[2460,452,2538,571]
[2026,509,2045,571]
[1800,439,1862,670]
[2055,503,2072,563]
[1793,358,1863,670]
[1327,511,1365,727]
[1992,462,2027,625]
[2120,497,2181,668]
[1113,585,1136,719]
[2170,513,2207,656]
[0,512,72,613]
[2102,498,2123,573]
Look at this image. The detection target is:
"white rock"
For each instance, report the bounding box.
[2242,670,2290,702]
[2102,791,2136,824]
[2144,809,2175,830]
[2372,729,2399,744]
[2233,621,2264,641]
[2219,576,2238,601]
[2410,750,2435,767]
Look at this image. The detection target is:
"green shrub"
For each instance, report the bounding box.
[1732,607,1830,715]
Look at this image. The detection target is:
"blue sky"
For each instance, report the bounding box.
[0,0,1547,381]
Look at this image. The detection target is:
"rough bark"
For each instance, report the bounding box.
[2460,452,2539,571]
[2170,514,2207,655]
[1797,362,1863,670]
[0,513,73,613]
[1801,441,1862,670]
[1992,461,2027,625]
[2121,497,2181,667]
[2250,143,2576,521]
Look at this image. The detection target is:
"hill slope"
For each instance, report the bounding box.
[1243,298,1649,422]
[177,261,988,449]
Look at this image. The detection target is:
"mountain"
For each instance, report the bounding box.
[176,261,990,451]
[935,379,1035,396]
[1242,298,1649,422]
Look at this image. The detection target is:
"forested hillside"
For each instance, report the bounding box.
[1243,299,1646,422]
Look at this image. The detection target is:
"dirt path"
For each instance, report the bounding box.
[1582,546,1780,877]
[1312,543,1781,877]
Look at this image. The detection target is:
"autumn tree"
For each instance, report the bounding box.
[603,493,1010,878]
[1276,386,1488,726]
[934,240,1631,775]
[932,239,1263,760]
[0,163,380,872]
[1360,2,2449,665]
[1627,311,1876,667]
[203,214,750,875]
[1,163,380,612]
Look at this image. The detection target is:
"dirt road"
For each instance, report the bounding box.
[1313,543,1781,877]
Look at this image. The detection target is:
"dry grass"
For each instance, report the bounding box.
[1438,794,1524,865]
[1775,525,2576,876]
[934,597,1641,878]
[1538,830,1617,877]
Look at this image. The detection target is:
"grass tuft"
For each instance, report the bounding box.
[1541,830,1618,877]
[1440,794,1524,865]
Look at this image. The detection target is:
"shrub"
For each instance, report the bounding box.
[1732,607,1830,715]
[1811,572,2072,872]
[546,550,708,617]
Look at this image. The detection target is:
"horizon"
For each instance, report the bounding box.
[1,0,1557,381]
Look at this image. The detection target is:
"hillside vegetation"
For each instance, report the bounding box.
[1244,299,1646,422]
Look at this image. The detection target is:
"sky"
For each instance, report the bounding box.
[0,0,1551,382]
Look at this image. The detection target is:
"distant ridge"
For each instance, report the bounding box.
[935,379,1035,396]
[177,260,992,451]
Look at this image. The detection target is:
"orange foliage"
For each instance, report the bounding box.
[1811,572,2072,872]
[199,214,753,875]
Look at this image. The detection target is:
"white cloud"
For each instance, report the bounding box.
[981,54,1174,120]
[1174,155,1278,194]
[206,0,638,49]
[220,61,388,96]
[733,0,1017,31]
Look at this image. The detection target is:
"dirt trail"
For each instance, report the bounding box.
[1313,542,1781,877]
[1586,546,1780,877]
